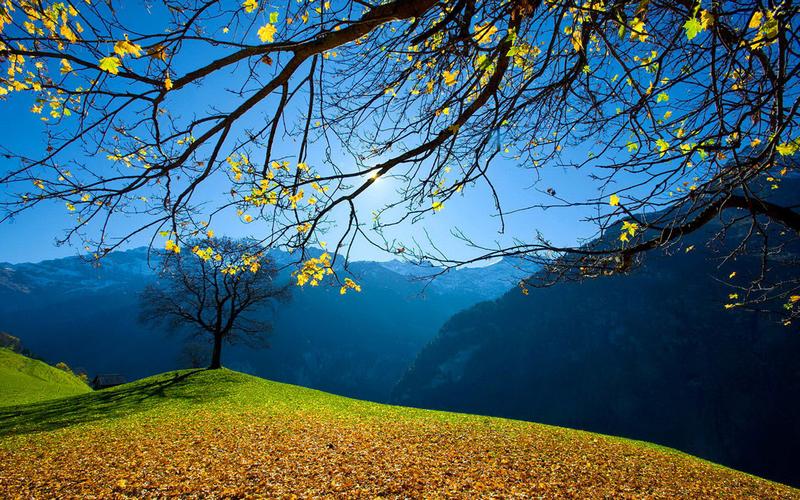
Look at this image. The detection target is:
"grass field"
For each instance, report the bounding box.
[0,348,91,407]
[0,367,797,498]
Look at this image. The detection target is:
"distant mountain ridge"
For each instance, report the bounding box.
[0,247,536,402]
[0,247,526,299]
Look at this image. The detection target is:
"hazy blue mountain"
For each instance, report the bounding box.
[393,181,800,486]
[0,248,534,402]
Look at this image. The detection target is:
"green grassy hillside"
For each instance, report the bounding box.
[0,348,91,407]
[0,368,796,497]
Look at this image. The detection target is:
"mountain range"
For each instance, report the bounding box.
[0,248,533,402]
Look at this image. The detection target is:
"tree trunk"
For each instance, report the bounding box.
[209,333,223,369]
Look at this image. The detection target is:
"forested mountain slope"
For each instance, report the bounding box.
[394,180,800,486]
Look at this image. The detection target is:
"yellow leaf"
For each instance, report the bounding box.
[339,277,361,295]
[257,24,277,43]
[630,17,648,42]
[442,69,459,86]
[621,221,638,237]
[98,56,122,75]
[165,240,180,254]
[749,11,763,29]
[571,30,583,52]
[113,36,142,58]
[242,0,258,13]
[655,138,670,157]
[473,23,498,45]
[776,139,799,156]
[700,10,714,30]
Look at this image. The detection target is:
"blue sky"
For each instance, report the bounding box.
[0,1,607,265]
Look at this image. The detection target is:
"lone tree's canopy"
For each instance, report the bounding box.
[0,0,798,321]
[140,237,290,369]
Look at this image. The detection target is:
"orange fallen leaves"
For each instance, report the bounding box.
[0,410,797,498]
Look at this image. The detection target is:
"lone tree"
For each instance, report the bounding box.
[0,1,798,322]
[140,237,290,369]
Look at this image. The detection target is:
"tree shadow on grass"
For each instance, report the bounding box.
[0,369,228,437]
